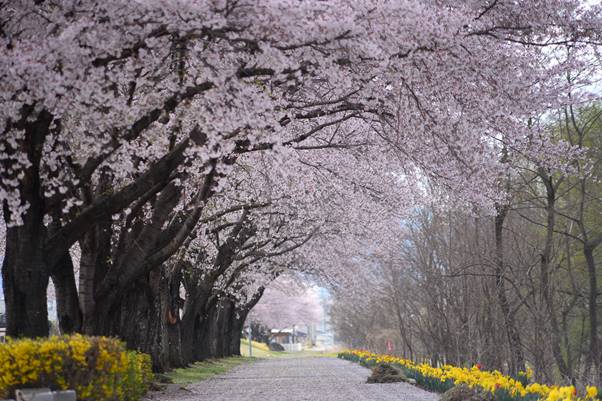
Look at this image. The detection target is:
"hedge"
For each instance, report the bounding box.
[0,334,152,401]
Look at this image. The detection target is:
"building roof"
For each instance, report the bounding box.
[270,328,307,335]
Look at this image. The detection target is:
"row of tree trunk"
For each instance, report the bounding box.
[51,253,263,371]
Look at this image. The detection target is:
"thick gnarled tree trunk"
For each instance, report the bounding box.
[2,221,49,337]
[2,109,53,338]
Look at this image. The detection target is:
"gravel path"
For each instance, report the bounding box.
[147,357,440,401]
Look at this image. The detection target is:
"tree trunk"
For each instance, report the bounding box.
[218,299,234,357]
[194,301,219,360]
[179,306,198,364]
[207,302,222,358]
[494,207,525,376]
[50,251,82,333]
[392,296,414,360]
[215,301,228,358]
[539,175,572,381]
[166,267,184,368]
[2,223,49,337]
[79,217,113,335]
[584,245,601,383]
[230,310,245,356]
[111,270,171,372]
[180,283,211,364]
[2,109,53,338]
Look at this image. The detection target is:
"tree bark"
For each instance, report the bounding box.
[50,251,82,333]
[539,173,572,381]
[230,309,246,356]
[214,300,229,358]
[2,221,49,337]
[166,266,184,368]
[110,269,172,372]
[180,279,212,364]
[79,216,113,334]
[494,207,526,376]
[2,108,53,338]
[195,299,219,360]
[583,244,600,383]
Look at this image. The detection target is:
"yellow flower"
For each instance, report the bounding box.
[586,386,598,399]
[339,349,596,401]
[0,335,153,401]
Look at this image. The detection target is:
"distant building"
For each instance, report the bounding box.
[270,327,307,344]
[269,327,308,352]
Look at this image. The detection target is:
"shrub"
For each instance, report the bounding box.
[366,363,407,384]
[0,334,153,401]
[441,385,492,401]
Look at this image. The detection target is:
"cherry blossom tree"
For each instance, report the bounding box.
[248,277,323,329]
[1,0,601,374]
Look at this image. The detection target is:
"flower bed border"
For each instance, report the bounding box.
[338,350,599,401]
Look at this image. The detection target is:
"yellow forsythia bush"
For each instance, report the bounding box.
[0,334,153,401]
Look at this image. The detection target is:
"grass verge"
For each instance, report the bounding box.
[240,339,340,358]
[165,356,255,384]
[240,339,284,357]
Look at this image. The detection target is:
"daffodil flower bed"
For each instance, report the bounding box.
[0,334,153,401]
[338,350,600,401]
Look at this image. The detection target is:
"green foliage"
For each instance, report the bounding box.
[122,351,153,401]
[166,357,252,384]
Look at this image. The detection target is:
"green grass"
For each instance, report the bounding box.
[240,339,285,358]
[240,339,340,358]
[165,356,255,384]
